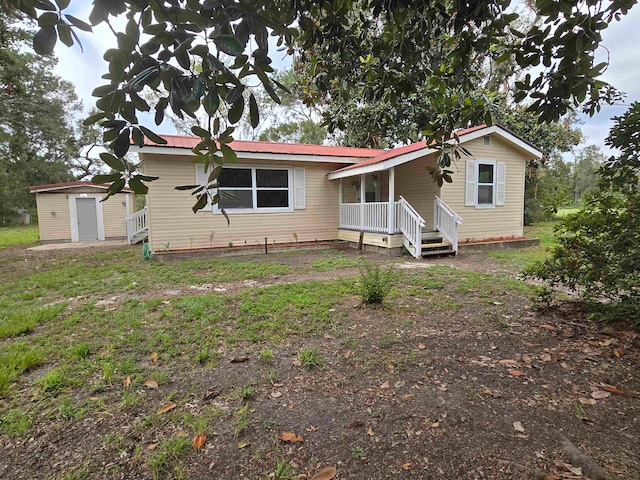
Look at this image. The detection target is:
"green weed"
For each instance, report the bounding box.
[0,409,32,436]
[0,342,45,396]
[297,348,325,369]
[0,303,66,339]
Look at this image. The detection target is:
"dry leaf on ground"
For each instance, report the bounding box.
[600,384,639,398]
[311,466,337,480]
[509,370,525,376]
[157,403,176,414]
[143,379,158,389]
[591,390,611,400]
[150,352,158,363]
[380,381,390,389]
[513,421,525,433]
[499,359,518,366]
[123,376,131,387]
[281,432,303,443]
[192,433,206,450]
[230,356,249,363]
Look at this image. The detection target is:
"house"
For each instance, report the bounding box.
[133,124,543,258]
[29,181,137,243]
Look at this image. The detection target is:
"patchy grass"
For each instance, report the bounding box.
[0,246,638,479]
[0,303,66,339]
[487,220,559,269]
[0,225,39,248]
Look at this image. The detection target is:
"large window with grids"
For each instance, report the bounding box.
[196,165,294,213]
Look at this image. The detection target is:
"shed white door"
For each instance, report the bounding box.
[76,197,99,241]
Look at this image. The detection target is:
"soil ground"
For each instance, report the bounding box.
[0,243,638,480]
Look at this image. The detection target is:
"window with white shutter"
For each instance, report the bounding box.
[465,160,506,209]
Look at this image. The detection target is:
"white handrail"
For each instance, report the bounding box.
[125,207,147,244]
[397,197,425,258]
[434,196,462,253]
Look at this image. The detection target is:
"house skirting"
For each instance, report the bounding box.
[458,238,540,253]
[338,229,405,256]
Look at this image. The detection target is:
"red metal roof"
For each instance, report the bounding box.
[333,125,489,173]
[29,181,132,193]
[141,135,383,158]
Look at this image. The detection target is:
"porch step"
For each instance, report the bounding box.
[421,248,455,257]
[130,229,148,245]
[421,241,450,249]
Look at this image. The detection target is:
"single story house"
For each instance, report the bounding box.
[132,124,543,258]
[29,181,136,243]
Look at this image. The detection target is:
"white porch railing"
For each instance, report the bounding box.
[397,196,426,258]
[434,196,462,252]
[339,202,399,234]
[125,207,147,245]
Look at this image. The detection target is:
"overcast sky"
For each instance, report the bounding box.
[53,4,640,157]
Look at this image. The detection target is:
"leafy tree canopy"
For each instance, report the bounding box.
[3,0,634,210]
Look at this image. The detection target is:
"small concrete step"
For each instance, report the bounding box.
[421,248,455,257]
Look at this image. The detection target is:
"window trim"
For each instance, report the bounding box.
[198,164,294,214]
[475,159,496,209]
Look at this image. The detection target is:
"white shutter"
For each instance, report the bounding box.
[465,159,476,207]
[294,167,306,209]
[496,162,506,206]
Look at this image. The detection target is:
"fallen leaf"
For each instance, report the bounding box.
[540,353,552,362]
[599,338,613,346]
[288,402,295,409]
[147,443,158,450]
[614,349,622,357]
[418,343,426,350]
[281,432,303,443]
[516,434,529,439]
[509,370,525,376]
[591,390,611,400]
[151,352,158,363]
[346,420,364,429]
[367,426,374,436]
[230,356,249,363]
[157,403,177,414]
[89,396,99,401]
[306,425,318,432]
[540,324,556,331]
[144,379,158,389]
[123,376,131,387]
[271,391,282,398]
[237,442,250,449]
[481,389,501,398]
[292,360,302,366]
[499,359,518,366]
[578,397,597,405]
[600,384,639,398]
[403,393,415,400]
[430,422,440,428]
[402,462,412,470]
[380,381,390,389]
[437,384,448,392]
[343,350,351,359]
[311,466,337,480]
[513,421,525,433]
[192,433,206,450]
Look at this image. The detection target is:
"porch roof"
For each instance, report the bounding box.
[327,124,544,180]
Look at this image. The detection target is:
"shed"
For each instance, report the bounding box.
[29,181,134,243]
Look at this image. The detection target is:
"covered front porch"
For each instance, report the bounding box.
[330,159,462,258]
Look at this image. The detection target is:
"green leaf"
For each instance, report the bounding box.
[136,175,159,182]
[55,0,71,9]
[191,126,210,138]
[57,23,73,47]
[140,126,167,144]
[64,14,92,32]
[228,96,244,124]
[131,127,144,147]
[128,176,148,194]
[113,129,130,159]
[92,173,122,184]
[249,93,259,128]
[83,111,106,126]
[175,185,201,190]
[38,12,59,27]
[212,34,244,56]
[192,194,208,213]
[220,144,238,163]
[33,26,57,55]
[99,153,126,172]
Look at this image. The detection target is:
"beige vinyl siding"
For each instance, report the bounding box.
[36,193,72,241]
[102,194,130,239]
[439,135,526,241]
[141,154,348,253]
[394,155,441,227]
[35,189,130,242]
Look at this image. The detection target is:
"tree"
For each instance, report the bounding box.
[3,0,633,211]
[526,103,640,325]
[573,145,605,204]
[0,14,83,224]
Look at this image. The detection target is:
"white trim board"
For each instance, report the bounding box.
[68,194,105,242]
[327,125,543,180]
[134,146,368,164]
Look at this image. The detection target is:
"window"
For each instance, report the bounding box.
[196,165,294,213]
[477,162,495,206]
[465,159,506,209]
[483,135,491,146]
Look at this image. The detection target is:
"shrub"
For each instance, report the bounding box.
[359,262,394,304]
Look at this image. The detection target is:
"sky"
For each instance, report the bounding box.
[52,4,640,158]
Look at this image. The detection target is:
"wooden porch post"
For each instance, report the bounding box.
[388,167,395,234]
[338,178,343,228]
[360,173,366,231]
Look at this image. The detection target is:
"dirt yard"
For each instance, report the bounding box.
[0,244,638,480]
